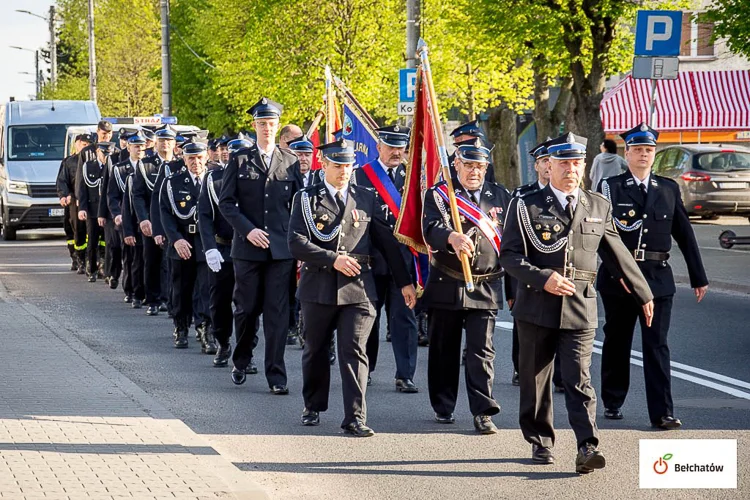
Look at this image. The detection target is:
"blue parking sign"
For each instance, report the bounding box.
[635,10,683,56]
[399,68,417,103]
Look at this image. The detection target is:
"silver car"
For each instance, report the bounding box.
[652,144,750,221]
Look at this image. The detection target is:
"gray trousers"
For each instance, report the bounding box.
[301,301,375,427]
[516,319,599,450]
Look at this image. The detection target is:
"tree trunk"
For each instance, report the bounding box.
[532,61,573,143]
[488,104,519,189]
[571,78,606,189]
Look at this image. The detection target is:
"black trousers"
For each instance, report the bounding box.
[512,319,562,386]
[84,218,104,276]
[516,319,599,450]
[366,273,390,373]
[63,205,75,260]
[301,301,375,427]
[171,256,206,330]
[122,237,145,300]
[103,220,122,281]
[192,261,210,326]
[208,256,235,346]
[70,200,88,258]
[428,308,500,417]
[232,259,294,388]
[600,294,675,422]
[142,237,163,306]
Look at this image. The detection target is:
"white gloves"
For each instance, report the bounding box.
[205,248,224,273]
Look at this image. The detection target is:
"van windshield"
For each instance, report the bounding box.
[8,125,68,161]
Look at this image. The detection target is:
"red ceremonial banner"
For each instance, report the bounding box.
[394,69,441,254]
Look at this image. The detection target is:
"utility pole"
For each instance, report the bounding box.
[87,0,97,102]
[35,50,40,99]
[406,0,421,68]
[160,0,171,116]
[49,5,57,87]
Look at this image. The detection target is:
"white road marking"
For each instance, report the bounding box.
[0,263,71,267]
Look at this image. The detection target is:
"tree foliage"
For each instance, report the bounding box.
[702,0,750,59]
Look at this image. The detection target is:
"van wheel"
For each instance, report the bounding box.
[1,223,17,241]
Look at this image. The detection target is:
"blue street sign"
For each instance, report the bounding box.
[635,10,683,56]
[399,68,417,103]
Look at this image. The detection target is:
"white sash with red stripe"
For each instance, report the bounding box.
[434,184,502,256]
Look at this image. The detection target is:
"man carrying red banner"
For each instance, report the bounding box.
[353,125,420,394]
[421,138,512,434]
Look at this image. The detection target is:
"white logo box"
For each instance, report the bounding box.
[639,439,737,489]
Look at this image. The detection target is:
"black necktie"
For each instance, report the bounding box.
[639,183,648,201]
[470,192,479,206]
[387,168,396,184]
[195,176,201,188]
[335,191,346,214]
[565,195,575,220]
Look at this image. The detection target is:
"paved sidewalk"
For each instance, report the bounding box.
[0,279,267,500]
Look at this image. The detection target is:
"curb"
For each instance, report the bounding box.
[0,279,269,500]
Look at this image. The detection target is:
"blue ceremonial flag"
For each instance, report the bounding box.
[342,102,379,167]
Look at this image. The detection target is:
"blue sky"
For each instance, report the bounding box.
[0,0,57,103]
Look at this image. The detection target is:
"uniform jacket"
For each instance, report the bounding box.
[97,158,115,220]
[218,145,303,261]
[352,160,410,276]
[198,166,234,261]
[107,160,136,219]
[422,180,512,310]
[56,153,79,199]
[150,158,181,238]
[76,159,107,217]
[131,154,171,224]
[596,170,708,298]
[158,166,205,262]
[499,184,653,330]
[121,174,139,240]
[288,183,411,305]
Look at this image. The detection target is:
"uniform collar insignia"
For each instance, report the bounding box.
[184,177,190,183]
[400,169,406,177]
[651,177,658,186]
[318,188,326,196]
[626,178,634,186]
[545,195,554,203]
[580,195,588,206]
[484,189,492,197]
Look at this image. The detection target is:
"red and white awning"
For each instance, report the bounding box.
[600,70,750,132]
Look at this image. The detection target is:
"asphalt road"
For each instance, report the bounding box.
[1,222,748,499]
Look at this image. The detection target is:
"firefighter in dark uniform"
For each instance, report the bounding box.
[56,133,91,271]
[218,97,303,394]
[597,123,709,429]
[121,157,145,310]
[76,141,113,282]
[132,127,176,316]
[288,138,417,436]
[508,138,564,391]
[353,125,420,393]
[109,132,147,307]
[447,120,496,183]
[198,137,254,366]
[422,139,512,434]
[500,132,655,473]
[159,141,214,349]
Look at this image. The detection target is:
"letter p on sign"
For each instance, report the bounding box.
[635,10,682,57]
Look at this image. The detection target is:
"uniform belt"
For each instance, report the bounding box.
[550,267,597,284]
[430,258,504,284]
[337,251,371,265]
[215,235,232,246]
[633,249,669,262]
[187,224,197,234]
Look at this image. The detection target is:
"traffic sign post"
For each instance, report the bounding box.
[633,10,683,126]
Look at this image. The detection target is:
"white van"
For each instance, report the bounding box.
[0,99,101,240]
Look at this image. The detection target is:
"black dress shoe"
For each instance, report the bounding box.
[146,305,159,316]
[109,278,118,290]
[88,275,97,283]
[395,378,419,393]
[604,408,623,420]
[245,359,258,374]
[576,443,606,474]
[123,294,133,303]
[131,299,142,309]
[286,329,298,346]
[434,413,455,424]
[270,385,289,395]
[201,330,218,355]
[532,444,555,464]
[652,416,682,430]
[213,344,232,366]
[159,302,169,312]
[195,322,205,341]
[473,415,498,435]
[342,421,375,437]
[417,333,429,347]
[77,266,86,275]
[173,328,188,349]
[70,261,78,271]
[512,371,520,386]
[301,408,320,426]
[231,367,246,385]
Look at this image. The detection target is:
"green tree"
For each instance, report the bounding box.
[702,0,750,59]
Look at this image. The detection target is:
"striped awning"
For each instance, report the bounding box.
[600,70,750,133]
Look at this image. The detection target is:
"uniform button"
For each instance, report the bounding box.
[340,246,346,250]
[643,214,648,219]
[641,243,647,248]
[438,277,443,281]
[526,284,531,288]
[569,247,574,251]
[341,220,346,224]
[643,228,649,233]
[264,210,268,214]
[340,233,345,237]
[265,194,269,198]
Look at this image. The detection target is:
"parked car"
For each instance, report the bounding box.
[652,144,750,221]
[0,99,101,240]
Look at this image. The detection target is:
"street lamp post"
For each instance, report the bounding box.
[15,8,57,88]
[10,46,40,99]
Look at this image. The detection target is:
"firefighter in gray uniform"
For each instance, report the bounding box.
[158,142,215,351]
[422,139,512,434]
[500,132,654,473]
[597,123,708,429]
[288,139,417,437]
